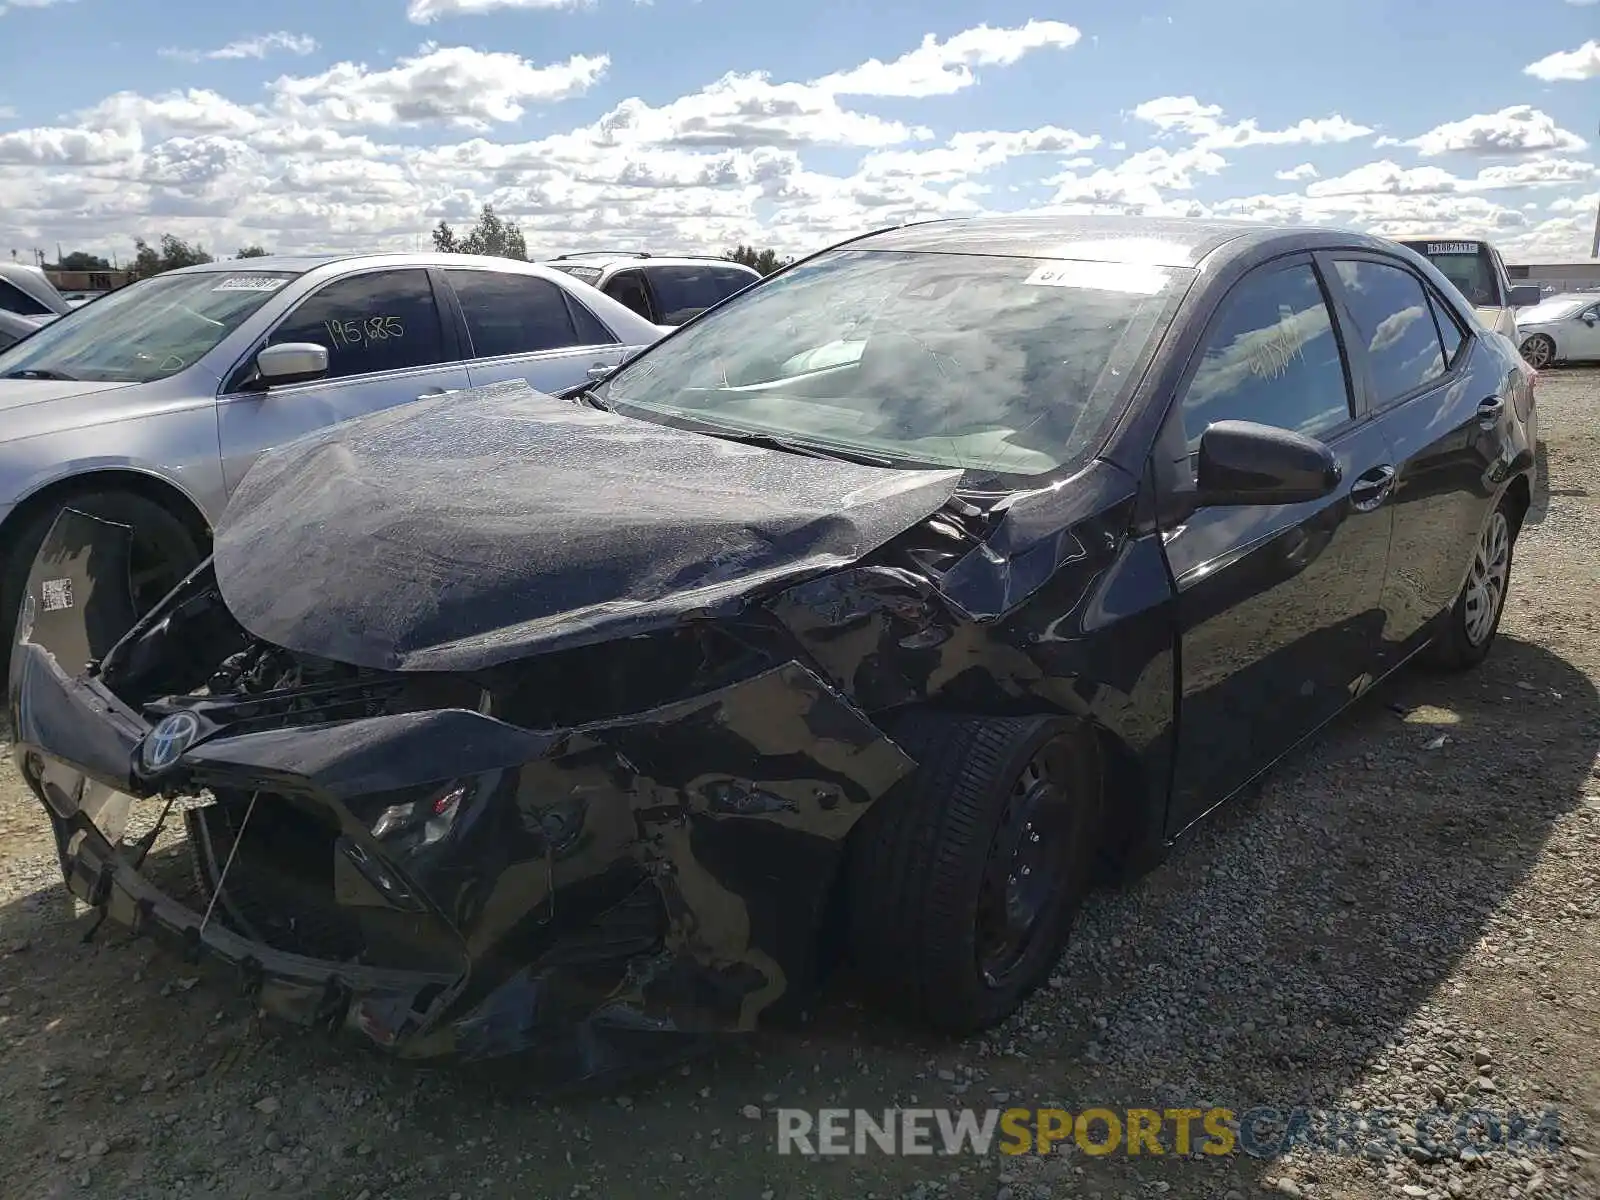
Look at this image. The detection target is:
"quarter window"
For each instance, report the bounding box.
[1427,289,1465,369]
[268,269,445,380]
[446,270,592,357]
[1180,261,1352,448]
[1333,259,1447,406]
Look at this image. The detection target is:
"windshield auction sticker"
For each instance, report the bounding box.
[1425,243,1481,255]
[1022,259,1171,295]
[212,276,289,292]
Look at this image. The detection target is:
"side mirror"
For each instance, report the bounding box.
[256,342,329,386]
[1509,285,1542,308]
[1196,420,1342,508]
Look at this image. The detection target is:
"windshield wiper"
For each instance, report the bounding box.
[693,427,901,468]
[4,368,78,381]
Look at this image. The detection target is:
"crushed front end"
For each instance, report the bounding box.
[8,509,916,1077]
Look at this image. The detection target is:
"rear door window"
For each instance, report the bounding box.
[644,265,757,324]
[268,269,446,380]
[1332,259,1447,407]
[446,269,588,357]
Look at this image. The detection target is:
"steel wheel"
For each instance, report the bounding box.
[974,738,1078,987]
[1521,335,1555,370]
[1463,509,1510,647]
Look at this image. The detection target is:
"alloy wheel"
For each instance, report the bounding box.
[1463,510,1510,647]
[1521,336,1554,370]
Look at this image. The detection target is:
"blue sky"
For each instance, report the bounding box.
[0,0,1594,262]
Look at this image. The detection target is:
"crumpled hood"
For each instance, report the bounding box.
[213,379,964,673]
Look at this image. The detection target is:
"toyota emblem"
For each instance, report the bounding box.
[141,710,201,773]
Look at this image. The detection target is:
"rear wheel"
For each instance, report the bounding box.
[844,711,1101,1034]
[1520,334,1555,370]
[1425,498,1515,671]
[1,489,204,686]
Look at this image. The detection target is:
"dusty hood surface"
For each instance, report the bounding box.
[213,379,964,672]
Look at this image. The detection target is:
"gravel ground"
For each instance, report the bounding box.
[1,371,1597,1200]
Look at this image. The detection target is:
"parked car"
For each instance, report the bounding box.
[544,251,762,326]
[1515,293,1600,369]
[1395,237,1541,343]
[0,309,46,352]
[0,261,73,322]
[0,252,668,682]
[10,215,1535,1077]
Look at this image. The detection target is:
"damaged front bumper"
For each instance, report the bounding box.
[9,510,915,1077]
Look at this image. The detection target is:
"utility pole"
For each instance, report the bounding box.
[1592,120,1600,258]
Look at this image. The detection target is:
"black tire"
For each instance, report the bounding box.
[1,489,204,686]
[1520,334,1555,371]
[844,711,1101,1034]
[1424,496,1516,671]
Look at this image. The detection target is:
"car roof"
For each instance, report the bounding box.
[0,261,71,313]
[163,252,592,278]
[546,253,760,273]
[844,213,1424,271]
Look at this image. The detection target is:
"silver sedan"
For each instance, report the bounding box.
[0,252,669,680]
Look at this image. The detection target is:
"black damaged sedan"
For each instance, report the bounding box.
[8,215,1536,1077]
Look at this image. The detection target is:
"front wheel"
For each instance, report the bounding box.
[1520,334,1556,370]
[844,711,1101,1034]
[1425,499,1515,671]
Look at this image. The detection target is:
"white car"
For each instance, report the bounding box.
[1515,293,1600,369]
[0,262,73,323]
[1396,238,1541,343]
[0,309,47,351]
[544,252,763,326]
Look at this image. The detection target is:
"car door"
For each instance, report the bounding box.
[602,270,657,323]
[216,267,470,493]
[1567,301,1600,360]
[442,268,628,393]
[1157,254,1397,829]
[1319,252,1505,664]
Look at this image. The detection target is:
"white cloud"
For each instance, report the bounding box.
[1132,95,1374,149]
[1524,40,1600,82]
[270,45,610,130]
[0,0,76,13]
[818,20,1081,97]
[407,0,591,22]
[160,32,319,63]
[1,24,1596,265]
[1401,105,1588,157]
[858,127,1100,182]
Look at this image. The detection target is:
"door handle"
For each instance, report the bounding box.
[1476,396,1505,429]
[1350,464,1396,512]
[586,362,614,381]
